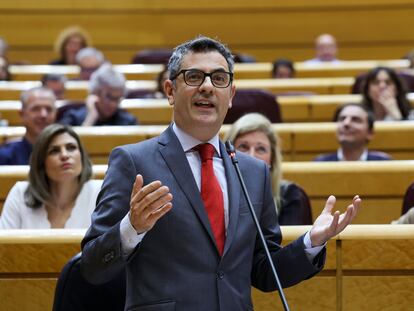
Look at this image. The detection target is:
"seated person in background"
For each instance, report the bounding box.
[0,56,11,80]
[59,63,137,126]
[272,58,295,78]
[361,66,414,121]
[391,207,414,224]
[41,73,66,100]
[127,66,170,99]
[0,87,57,165]
[315,103,392,161]
[225,113,313,225]
[304,33,341,64]
[0,124,102,229]
[50,26,91,65]
[76,47,105,80]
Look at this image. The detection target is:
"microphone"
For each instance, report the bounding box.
[225,141,290,311]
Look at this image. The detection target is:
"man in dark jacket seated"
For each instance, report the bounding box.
[0,87,56,165]
[314,103,391,161]
[59,63,137,126]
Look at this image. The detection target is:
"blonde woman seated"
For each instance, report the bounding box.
[0,124,102,229]
[225,113,312,225]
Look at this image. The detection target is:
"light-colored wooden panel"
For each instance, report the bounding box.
[342,240,414,269]
[252,276,336,311]
[0,279,57,311]
[342,276,414,311]
[283,161,414,196]
[310,199,402,224]
[1,1,414,64]
[0,243,79,273]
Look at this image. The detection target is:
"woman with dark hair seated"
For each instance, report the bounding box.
[362,66,414,121]
[0,124,102,229]
[225,113,312,225]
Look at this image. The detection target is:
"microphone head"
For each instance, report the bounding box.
[225,140,236,155]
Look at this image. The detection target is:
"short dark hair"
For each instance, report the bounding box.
[168,36,234,80]
[361,66,411,119]
[333,103,375,131]
[271,58,295,78]
[24,124,92,209]
[41,73,67,85]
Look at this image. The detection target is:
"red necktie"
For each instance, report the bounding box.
[197,143,225,256]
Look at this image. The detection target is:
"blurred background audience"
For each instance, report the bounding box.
[50,26,92,65]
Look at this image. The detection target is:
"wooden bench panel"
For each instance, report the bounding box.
[1,225,414,311]
[0,78,355,101]
[3,94,414,125]
[8,60,410,81]
[342,276,414,311]
[3,1,414,64]
[252,276,337,311]
[283,161,414,223]
[0,162,412,223]
[1,123,414,162]
[0,279,57,311]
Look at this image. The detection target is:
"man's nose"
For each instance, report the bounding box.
[199,76,214,91]
[39,108,49,117]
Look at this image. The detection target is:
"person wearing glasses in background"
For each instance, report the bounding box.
[76,47,105,81]
[81,36,360,310]
[59,63,137,126]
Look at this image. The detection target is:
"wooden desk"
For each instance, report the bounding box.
[1,225,413,311]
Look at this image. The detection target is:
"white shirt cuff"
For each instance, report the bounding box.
[303,231,325,262]
[120,212,146,256]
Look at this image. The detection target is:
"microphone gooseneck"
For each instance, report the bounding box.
[225,140,290,311]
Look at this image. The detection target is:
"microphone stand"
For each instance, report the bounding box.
[225,141,290,311]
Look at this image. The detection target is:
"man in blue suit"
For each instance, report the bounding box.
[315,103,392,161]
[81,36,360,311]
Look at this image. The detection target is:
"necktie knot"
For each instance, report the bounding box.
[197,143,215,162]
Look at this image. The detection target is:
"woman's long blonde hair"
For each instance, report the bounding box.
[224,113,283,207]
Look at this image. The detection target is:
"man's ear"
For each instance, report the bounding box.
[164,79,175,106]
[228,84,236,109]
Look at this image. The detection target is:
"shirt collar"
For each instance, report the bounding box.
[172,123,221,156]
[337,148,368,161]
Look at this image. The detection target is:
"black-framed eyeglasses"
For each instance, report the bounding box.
[172,69,233,88]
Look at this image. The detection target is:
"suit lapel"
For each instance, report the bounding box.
[220,142,241,257]
[158,126,217,248]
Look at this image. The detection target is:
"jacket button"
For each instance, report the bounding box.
[102,250,115,263]
[217,271,224,280]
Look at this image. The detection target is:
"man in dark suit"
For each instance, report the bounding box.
[81,36,360,310]
[315,103,392,161]
[0,87,56,165]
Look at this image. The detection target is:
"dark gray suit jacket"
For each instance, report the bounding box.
[81,126,324,311]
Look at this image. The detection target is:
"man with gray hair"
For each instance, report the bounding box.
[81,36,360,310]
[59,63,137,126]
[0,87,56,164]
[76,47,105,80]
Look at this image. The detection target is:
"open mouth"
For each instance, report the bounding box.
[194,101,214,108]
